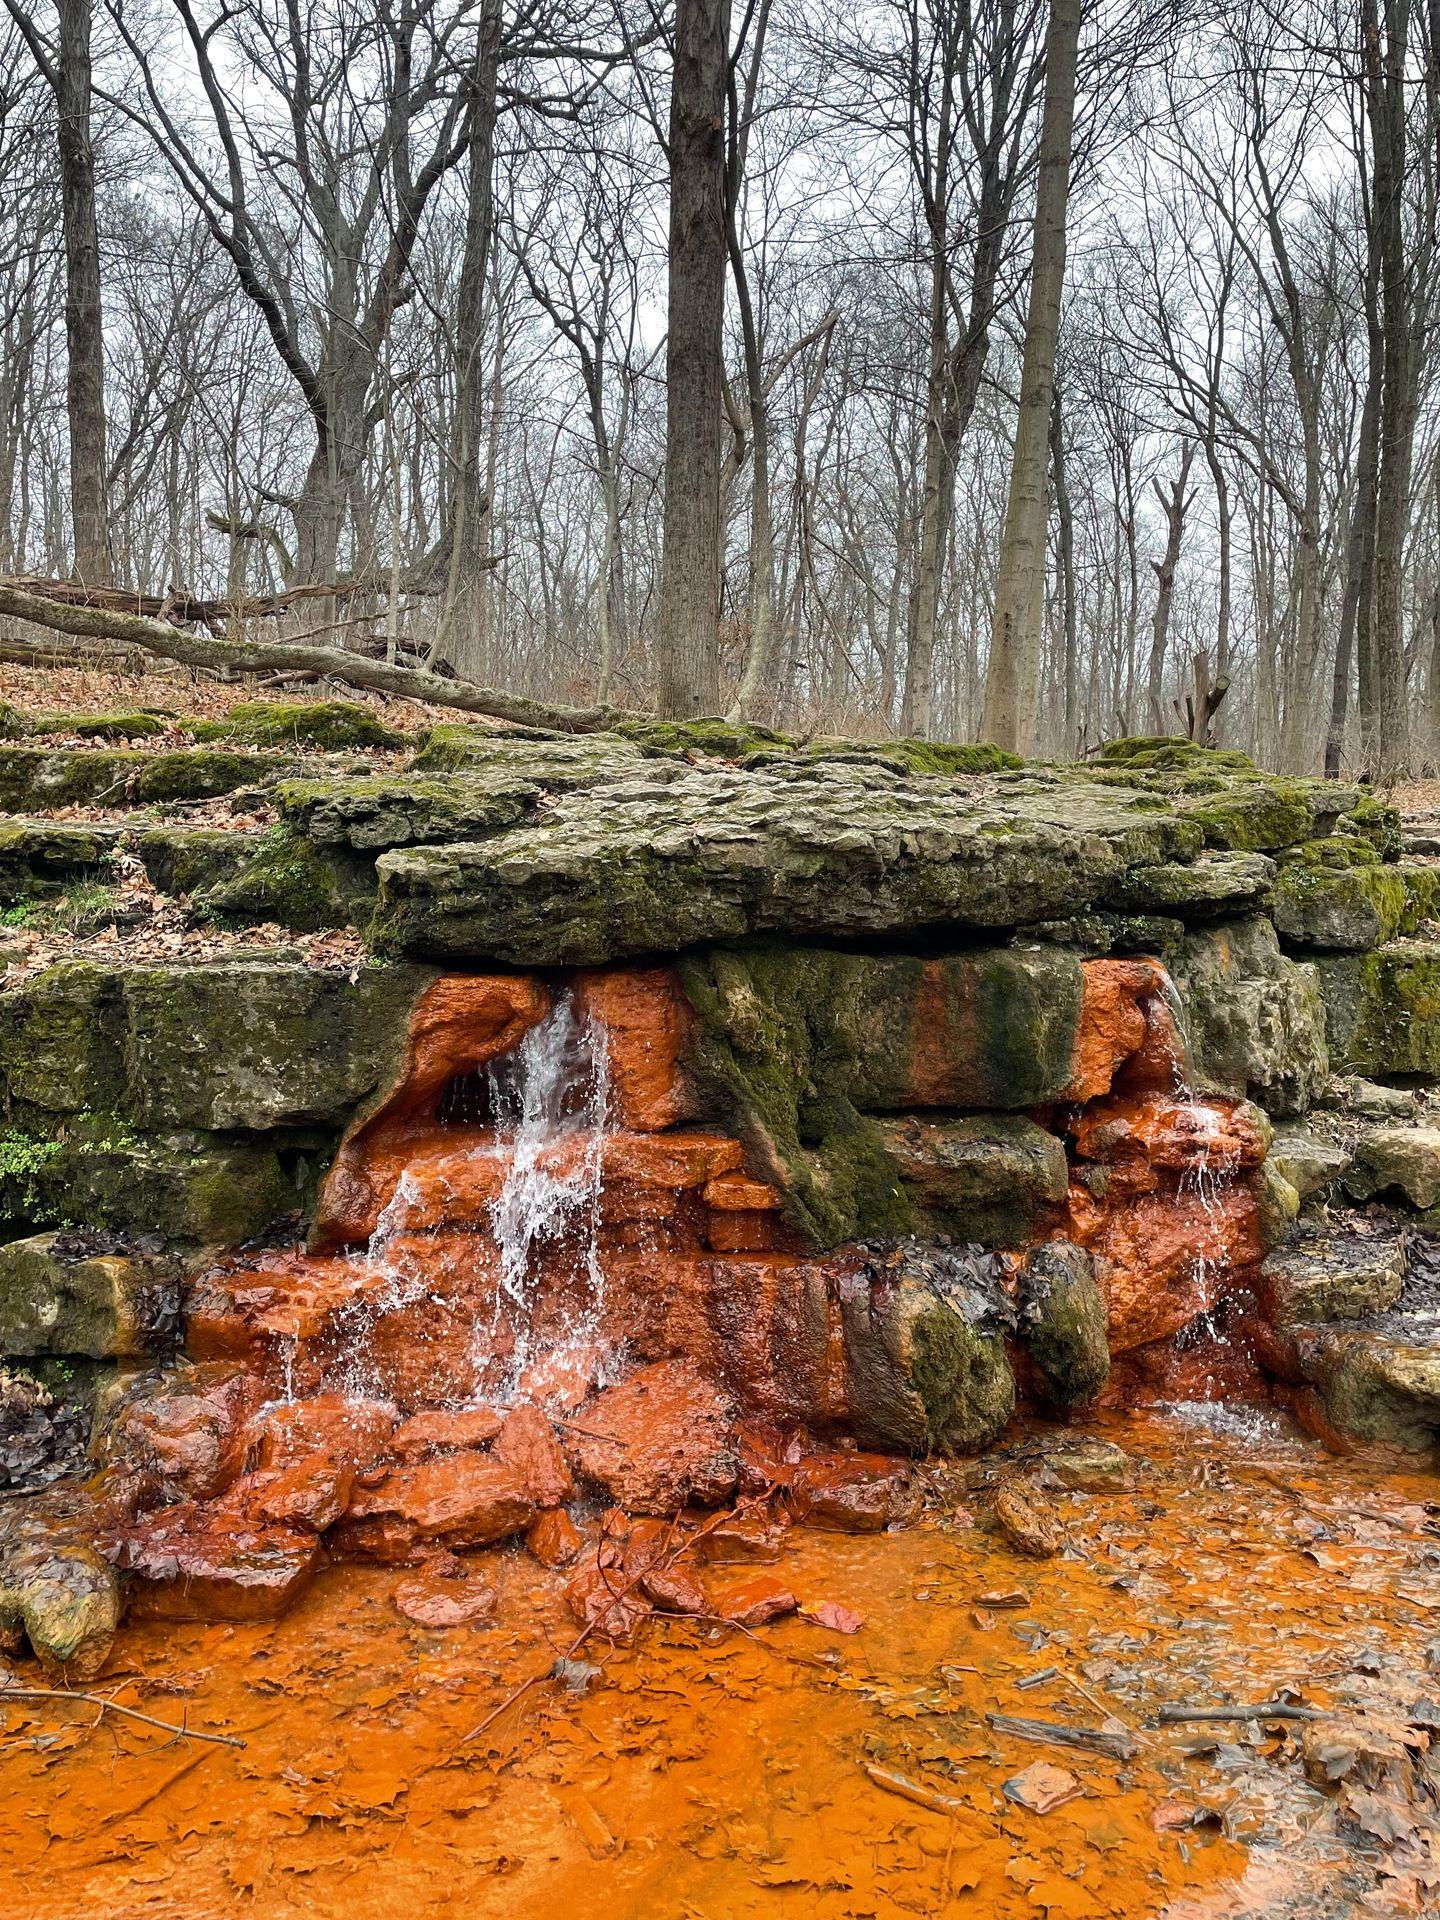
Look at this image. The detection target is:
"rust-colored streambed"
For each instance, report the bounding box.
[3,1411,1435,1920]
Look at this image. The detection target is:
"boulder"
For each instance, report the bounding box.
[1037,1438,1130,1491]
[0,1231,179,1358]
[393,1557,497,1628]
[1304,1333,1440,1453]
[1168,916,1329,1116]
[1271,847,1408,952]
[1015,1240,1110,1409]
[342,1451,535,1552]
[786,1451,913,1532]
[1345,1126,1440,1210]
[872,1114,1069,1246]
[1105,850,1276,918]
[1268,1125,1353,1198]
[1261,1230,1407,1325]
[0,1512,119,1679]
[1318,941,1440,1081]
[994,1478,1064,1558]
[97,1364,259,1503]
[369,759,1206,965]
[389,1405,503,1459]
[569,1360,738,1513]
[252,1393,397,1472]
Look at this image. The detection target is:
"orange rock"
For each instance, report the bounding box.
[564,1561,651,1640]
[102,1365,260,1503]
[788,1451,912,1534]
[641,1564,709,1615]
[315,972,550,1247]
[390,1406,504,1459]
[526,1508,584,1568]
[493,1403,574,1508]
[1065,959,1167,1103]
[393,1558,497,1628]
[1072,1090,1267,1173]
[239,1453,354,1532]
[573,967,694,1129]
[715,1575,797,1627]
[105,1501,321,1621]
[570,1361,737,1514]
[252,1393,398,1474]
[703,1171,784,1212]
[345,1452,534,1550]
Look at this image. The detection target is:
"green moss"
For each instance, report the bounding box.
[0,962,127,1115]
[1181,779,1317,852]
[0,1130,63,1217]
[1317,942,1440,1078]
[30,710,171,740]
[1016,1242,1110,1409]
[0,700,28,740]
[193,699,404,752]
[0,743,276,811]
[132,748,277,805]
[1336,793,1404,859]
[911,1307,1015,1452]
[1398,863,1440,934]
[1096,737,1256,772]
[195,826,374,930]
[136,825,264,897]
[615,717,795,759]
[1270,856,1407,951]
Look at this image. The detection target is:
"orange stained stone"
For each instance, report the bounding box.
[1065,957,1165,1102]
[572,965,695,1129]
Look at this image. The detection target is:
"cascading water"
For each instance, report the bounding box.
[481,992,612,1389]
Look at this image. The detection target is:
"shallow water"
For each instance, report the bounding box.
[2,1411,1435,1919]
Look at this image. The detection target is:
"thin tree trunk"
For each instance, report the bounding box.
[982,0,1081,754]
[1146,444,1195,730]
[55,0,111,586]
[657,0,732,719]
[1050,385,1078,754]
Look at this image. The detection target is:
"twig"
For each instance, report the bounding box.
[864,1762,965,1818]
[98,1746,217,1827]
[985,1711,1140,1760]
[1,1685,246,1749]
[1157,1701,1325,1725]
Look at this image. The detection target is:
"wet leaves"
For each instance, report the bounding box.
[1003,1761,1083,1814]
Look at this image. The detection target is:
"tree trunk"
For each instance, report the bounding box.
[435,0,502,679]
[1328,280,1383,778]
[1146,444,1195,731]
[1050,385,1078,755]
[656,0,732,719]
[56,0,111,586]
[981,0,1081,754]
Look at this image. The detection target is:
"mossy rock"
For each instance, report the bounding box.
[1308,1333,1440,1452]
[1317,941,1440,1080]
[30,710,171,741]
[0,744,283,811]
[1398,863,1440,934]
[745,736,1022,777]
[615,717,795,759]
[676,944,1086,1248]
[193,700,404,752]
[194,827,376,930]
[1015,1239,1110,1409]
[136,825,266,897]
[0,1230,180,1358]
[0,819,122,903]
[910,1307,1015,1452]
[1336,794,1405,860]
[1106,850,1275,919]
[1168,915,1329,1116]
[0,961,127,1115]
[120,958,433,1129]
[412,725,648,788]
[1263,1229,1406,1326]
[1095,736,1257,773]
[0,700,27,740]
[1178,780,1318,853]
[1271,855,1407,951]
[872,1114,1069,1246]
[278,770,538,850]
[0,1117,297,1244]
[0,1518,120,1681]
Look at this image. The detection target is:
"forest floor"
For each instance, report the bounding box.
[1,1410,1436,1920]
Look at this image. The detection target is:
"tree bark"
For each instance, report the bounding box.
[1146,443,1195,730]
[656,0,732,719]
[54,0,112,586]
[981,0,1081,754]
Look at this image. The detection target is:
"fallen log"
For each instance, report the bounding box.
[0,579,625,734]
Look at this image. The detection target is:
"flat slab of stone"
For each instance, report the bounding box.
[1262,1229,1407,1325]
[1346,1126,1440,1210]
[1268,1126,1354,1198]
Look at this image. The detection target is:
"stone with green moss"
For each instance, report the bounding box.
[0,819,122,902]
[1336,793,1405,859]
[372,757,1202,964]
[744,736,1023,777]
[1105,850,1275,918]
[412,725,649,787]
[0,743,286,811]
[0,961,127,1115]
[30,710,171,741]
[0,1511,120,1681]
[195,826,375,930]
[279,770,538,850]
[1398,862,1440,934]
[872,1114,1069,1246]
[615,717,795,759]
[1271,844,1408,951]
[1317,941,1440,1080]
[1168,915,1329,1116]
[1305,1331,1440,1452]
[136,825,266,897]
[1095,737,1257,773]
[120,957,433,1129]
[7,1118,297,1243]
[193,699,404,752]
[0,1230,179,1357]
[1015,1239,1110,1409]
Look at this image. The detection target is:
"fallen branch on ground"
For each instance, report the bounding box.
[984,1710,1140,1759]
[1,1683,247,1748]
[0,579,626,734]
[1156,1701,1325,1725]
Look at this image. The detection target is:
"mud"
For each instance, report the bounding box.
[3,1412,1437,1919]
